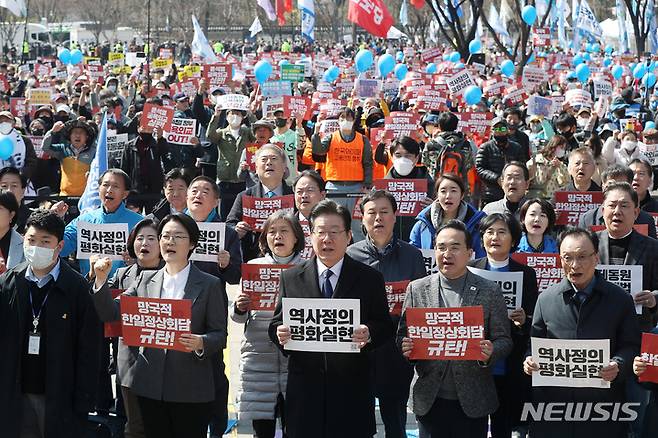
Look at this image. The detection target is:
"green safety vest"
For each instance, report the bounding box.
[22,42,29,54]
[213,42,223,54]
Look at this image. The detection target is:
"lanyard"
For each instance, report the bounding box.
[28,281,51,332]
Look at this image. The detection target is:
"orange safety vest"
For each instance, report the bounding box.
[301,138,325,179]
[60,157,90,196]
[324,131,365,182]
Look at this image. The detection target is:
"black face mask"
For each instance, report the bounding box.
[54,115,68,123]
[31,129,44,136]
[494,135,508,145]
[559,129,574,138]
[275,118,288,128]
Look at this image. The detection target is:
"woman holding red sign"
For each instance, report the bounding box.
[90,213,227,438]
[89,217,164,438]
[232,211,305,438]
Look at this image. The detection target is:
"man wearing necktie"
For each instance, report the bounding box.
[269,200,392,438]
[523,227,640,438]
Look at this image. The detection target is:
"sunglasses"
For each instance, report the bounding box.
[492,126,508,133]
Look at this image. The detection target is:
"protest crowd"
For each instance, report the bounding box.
[6,1,658,438]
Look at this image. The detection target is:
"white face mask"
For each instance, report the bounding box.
[393,157,415,176]
[24,244,56,270]
[338,120,353,132]
[107,85,117,93]
[0,122,12,135]
[227,114,242,128]
[530,123,542,133]
[621,140,637,153]
[555,147,566,158]
[27,79,36,88]
[577,118,588,128]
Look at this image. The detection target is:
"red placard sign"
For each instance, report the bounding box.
[242,194,295,232]
[639,332,658,383]
[406,306,485,360]
[457,112,493,138]
[553,191,604,225]
[241,264,292,311]
[139,103,174,133]
[511,253,562,293]
[283,95,313,120]
[373,179,428,216]
[386,280,410,315]
[120,296,191,352]
[532,27,551,47]
[384,111,420,140]
[203,64,232,89]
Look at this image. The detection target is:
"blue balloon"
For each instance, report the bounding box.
[355,49,374,73]
[643,72,657,88]
[649,61,656,72]
[463,85,482,105]
[634,63,647,79]
[586,43,594,53]
[572,53,584,66]
[576,63,590,82]
[611,64,624,80]
[426,63,437,74]
[449,51,461,63]
[279,59,290,66]
[583,53,591,61]
[394,63,408,81]
[645,121,656,131]
[521,5,537,25]
[468,40,482,54]
[527,53,536,64]
[603,57,612,67]
[605,45,614,55]
[455,62,464,69]
[500,59,515,77]
[70,49,83,65]
[323,65,339,82]
[442,53,450,61]
[58,48,71,65]
[396,51,404,62]
[0,136,13,160]
[254,60,273,84]
[592,43,601,53]
[377,54,395,77]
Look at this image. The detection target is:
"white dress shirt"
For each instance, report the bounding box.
[261,183,283,197]
[26,260,61,288]
[316,257,344,296]
[161,263,191,299]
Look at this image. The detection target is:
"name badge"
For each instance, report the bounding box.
[28,332,41,355]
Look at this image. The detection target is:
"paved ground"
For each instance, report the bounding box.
[222,283,420,438]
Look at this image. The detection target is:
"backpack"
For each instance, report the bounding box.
[438,150,465,179]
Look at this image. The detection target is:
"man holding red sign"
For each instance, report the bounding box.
[397,220,512,438]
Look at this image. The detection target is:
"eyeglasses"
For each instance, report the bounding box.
[312,229,346,239]
[560,252,596,266]
[159,234,189,242]
[492,126,508,133]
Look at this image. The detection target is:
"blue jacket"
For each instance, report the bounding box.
[516,233,558,253]
[409,202,486,258]
[61,202,144,277]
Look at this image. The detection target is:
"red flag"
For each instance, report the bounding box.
[410,0,425,8]
[276,0,286,25]
[347,0,394,38]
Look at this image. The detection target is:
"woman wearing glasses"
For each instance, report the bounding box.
[90,213,227,438]
[469,213,538,438]
[232,211,306,437]
[89,218,163,438]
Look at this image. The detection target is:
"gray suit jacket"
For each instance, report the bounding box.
[92,263,227,403]
[6,229,23,270]
[396,272,513,418]
[482,196,527,220]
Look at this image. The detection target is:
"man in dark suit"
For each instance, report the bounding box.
[595,181,658,437]
[578,164,657,238]
[269,200,393,438]
[227,143,294,262]
[524,227,641,438]
[0,210,100,438]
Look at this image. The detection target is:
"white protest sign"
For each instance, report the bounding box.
[522,66,549,88]
[446,70,476,96]
[532,337,610,388]
[106,133,129,167]
[216,93,250,111]
[596,264,643,314]
[639,143,658,166]
[165,118,197,145]
[190,222,225,262]
[420,249,438,274]
[565,88,593,108]
[593,79,613,98]
[283,297,360,353]
[468,267,523,314]
[261,80,293,98]
[76,222,129,260]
